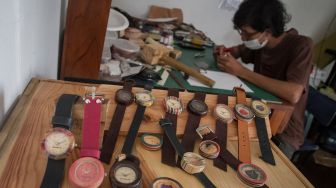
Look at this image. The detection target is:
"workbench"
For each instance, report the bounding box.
[0,78,312,187]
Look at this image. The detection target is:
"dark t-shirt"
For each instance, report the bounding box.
[237,29,313,149]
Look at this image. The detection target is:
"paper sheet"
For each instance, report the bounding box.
[188,70,253,92]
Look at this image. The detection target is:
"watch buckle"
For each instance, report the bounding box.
[117,154,127,162]
[196,125,214,139]
[233,85,245,95]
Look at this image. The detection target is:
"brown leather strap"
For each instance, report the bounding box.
[178,92,206,164]
[235,87,251,163]
[213,93,228,171]
[100,81,133,164]
[162,88,179,166]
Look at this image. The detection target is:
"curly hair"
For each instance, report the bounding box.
[233,0,291,37]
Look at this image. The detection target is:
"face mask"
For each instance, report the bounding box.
[243,36,268,50]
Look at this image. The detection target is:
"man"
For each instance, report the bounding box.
[214,0,313,157]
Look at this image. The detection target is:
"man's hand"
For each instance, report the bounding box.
[216,53,245,76]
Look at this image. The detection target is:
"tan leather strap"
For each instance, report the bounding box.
[235,87,251,163]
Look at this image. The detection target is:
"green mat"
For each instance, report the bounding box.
[154,45,282,104]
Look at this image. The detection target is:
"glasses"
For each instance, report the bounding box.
[236,29,259,39]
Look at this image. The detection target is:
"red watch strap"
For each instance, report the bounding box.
[213,94,228,171]
[162,88,179,166]
[80,97,102,158]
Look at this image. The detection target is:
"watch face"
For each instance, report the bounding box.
[151,177,183,188]
[141,133,163,150]
[237,163,267,187]
[68,157,105,188]
[164,96,183,115]
[115,166,137,184]
[234,104,254,122]
[188,99,208,116]
[135,91,154,107]
[181,152,206,174]
[199,140,220,159]
[214,104,233,123]
[110,160,142,187]
[42,127,75,159]
[116,89,134,105]
[251,100,271,118]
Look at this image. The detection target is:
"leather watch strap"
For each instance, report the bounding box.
[100,81,134,164]
[40,94,78,188]
[213,94,228,171]
[255,116,276,165]
[121,85,153,155]
[162,88,179,166]
[52,94,79,129]
[235,88,251,163]
[160,119,216,188]
[181,92,206,152]
[80,97,102,158]
[40,159,66,188]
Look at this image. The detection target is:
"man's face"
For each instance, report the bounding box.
[237,25,268,42]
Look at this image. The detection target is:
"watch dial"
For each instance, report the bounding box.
[189,100,208,115]
[144,135,161,146]
[215,105,233,121]
[136,93,150,101]
[200,142,219,155]
[183,152,205,166]
[44,128,74,157]
[115,166,137,184]
[234,104,254,120]
[116,89,133,104]
[167,99,181,109]
[251,100,270,117]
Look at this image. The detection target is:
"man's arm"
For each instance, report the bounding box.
[217,53,304,104]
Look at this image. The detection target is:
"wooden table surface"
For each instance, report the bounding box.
[0,78,313,188]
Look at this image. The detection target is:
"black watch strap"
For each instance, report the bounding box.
[213,94,228,171]
[255,116,276,165]
[100,80,134,164]
[52,94,79,129]
[160,119,216,188]
[41,94,78,188]
[162,88,179,166]
[40,159,66,188]
[121,85,153,155]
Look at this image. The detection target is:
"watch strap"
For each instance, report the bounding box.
[160,119,216,188]
[80,97,102,158]
[181,92,206,153]
[121,85,153,155]
[162,88,179,166]
[100,81,134,164]
[255,116,276,165]
[235,88,251,163]
[52,94,79,129]
[213,94,228,171]
[40,159,65,188]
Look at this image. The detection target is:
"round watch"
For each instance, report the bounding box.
[151,177,183,188]
[187,99,208,116]
[68,157,105,188]
[199,140,220,159]
[135,91,154,107]
[41,127,75,160]
[110,155,142,188]
[141,133,163,151]
[214,104,234,123]
[234,104,255,122]
[163,96,183,115]
[115,89,134,105]
[237,163,267,187]
[251,100,271,118]
[180,152,206,174]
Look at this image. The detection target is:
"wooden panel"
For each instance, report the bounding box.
[0,79,313,188]
[60,0,112,79]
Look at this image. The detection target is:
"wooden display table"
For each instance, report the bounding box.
[0,78,313,187]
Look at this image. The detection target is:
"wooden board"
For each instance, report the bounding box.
[60,0,112,79]
[0,79,313,188]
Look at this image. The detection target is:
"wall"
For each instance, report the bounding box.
[0,0,61,123]
[112,0,336,45]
